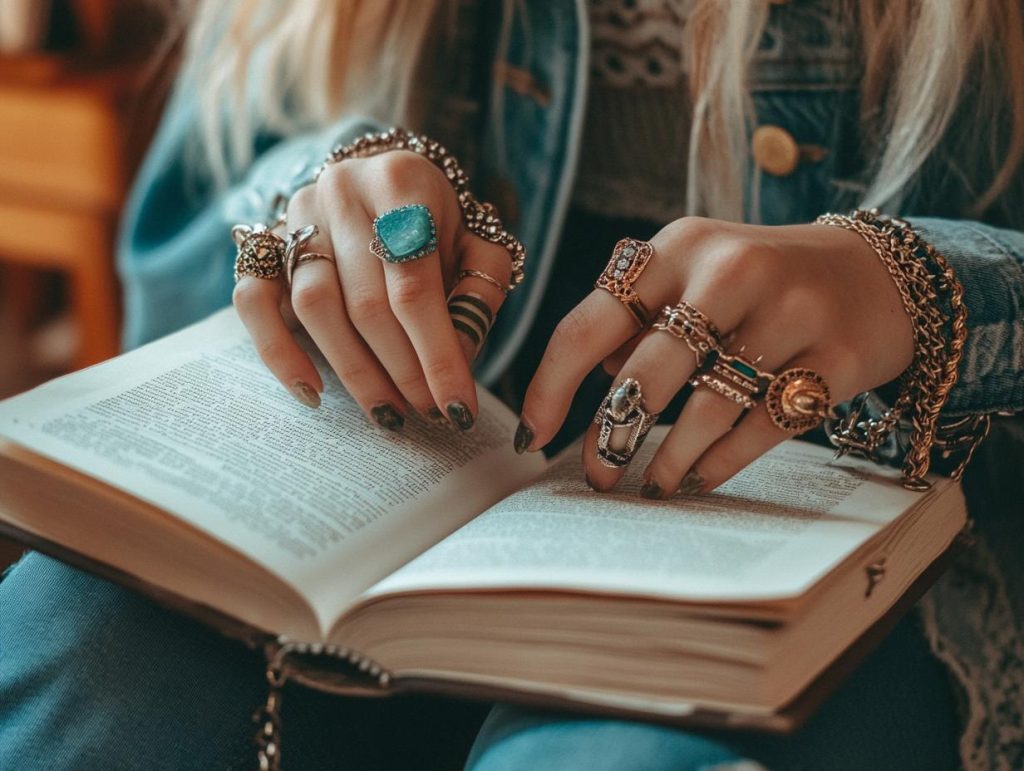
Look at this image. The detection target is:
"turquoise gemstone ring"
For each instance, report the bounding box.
[688,346,775,409]
[370,204,438,263]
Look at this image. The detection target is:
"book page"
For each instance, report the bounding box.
[0,308,546,628]
[365,427,945,603]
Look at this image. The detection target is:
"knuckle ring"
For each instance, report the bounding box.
[689,346,774,409]
[232,224,286,283]
[459,269,509,296]
[592,377,660,468]
[369,204,438,263]
[653,301,721,367]
[764,367,834,433]
[448,292,495,355]
[595,238,655,329]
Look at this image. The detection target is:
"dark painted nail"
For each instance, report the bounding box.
[514,421,534,454]
[289,380,320,409]
[371,404,405,432]
[640,480,663,500]
[447,401,475,431]
[426,407,446,423]
[678,470,705,496]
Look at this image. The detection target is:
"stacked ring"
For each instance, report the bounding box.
[370,204,438,263]
[652,302,721,367]
[690,346,774,409]
[232,224,287,283]
[595,238,655,329]
[765,368,833,432]
[592,377,660,468]
[283,224,320,286]
[448,293,495,355]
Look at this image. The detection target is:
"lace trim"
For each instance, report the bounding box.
[918,537,1024,771]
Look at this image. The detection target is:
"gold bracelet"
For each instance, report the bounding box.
[318,128,525,291]
[815,209,970,489]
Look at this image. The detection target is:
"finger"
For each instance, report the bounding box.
[693,356,852,491]
[519,237,682,454]
[640,325,797,499]
[447,236,510,362]
[286,194,409,430]
[232,274,323,408]
[371,202,478,429]
[317,172,439,418]
[601,330,650,376]
[583,296,744,491]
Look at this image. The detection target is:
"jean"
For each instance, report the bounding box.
[1,552,961,771]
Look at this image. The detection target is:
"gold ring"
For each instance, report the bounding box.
[765,367,833,432]
[653,302,721,367]
[232,224,286,283]
[689,346,774,409]
[283,224,320,286]
[459,269,510,295]
[592,377,660,468]
[595,238,654,329]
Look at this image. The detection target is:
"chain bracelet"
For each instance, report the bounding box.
[317,127,526,291]
[816,209,970,489]
[253,640,294,771]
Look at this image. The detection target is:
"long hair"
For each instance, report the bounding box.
[175,0,1024,221]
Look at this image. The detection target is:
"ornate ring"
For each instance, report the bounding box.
[595,238,655,329]
[283,224,320,286]
[448,293,494,355]
[689,346,774,409]
[653,302,721,367]
[592,377,660,468]
[765,367,833,432]
[370,204,438,263]
[232,224,286,283]
[459,269,509,296]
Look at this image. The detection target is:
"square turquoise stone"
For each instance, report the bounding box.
[728,358,758,379]
[374,204,438,262]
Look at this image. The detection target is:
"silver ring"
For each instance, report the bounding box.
[284,224,320,286]
[592,378,660,468]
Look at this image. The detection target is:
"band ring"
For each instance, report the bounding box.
[653,302,721,367]
[765,367,833,432]
[448,292,495,354]
[689,346,774,409]
[232,224,286,283]
[592,377,660,468]
[595,238,655,329]
[370,204,438,263]
[459,269,510,296]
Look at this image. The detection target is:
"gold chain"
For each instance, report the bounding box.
[815,210,969,489]
[318,128,526,291]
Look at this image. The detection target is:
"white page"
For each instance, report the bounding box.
[0,308,546,627]
[367,427,942,602]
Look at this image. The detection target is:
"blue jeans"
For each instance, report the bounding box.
[1,553,960,770]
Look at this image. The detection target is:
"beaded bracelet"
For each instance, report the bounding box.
[815,209,971,489]
[316,128,526,291]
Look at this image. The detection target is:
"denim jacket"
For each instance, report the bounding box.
[118,6,1023,765]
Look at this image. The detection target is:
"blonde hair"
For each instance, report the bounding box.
[178,0,1024,221]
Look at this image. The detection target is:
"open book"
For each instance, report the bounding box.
[0,309,966,731]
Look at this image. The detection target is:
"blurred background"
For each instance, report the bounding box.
[0,0,175,565]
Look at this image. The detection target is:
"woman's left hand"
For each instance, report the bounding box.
[517,216,916,497]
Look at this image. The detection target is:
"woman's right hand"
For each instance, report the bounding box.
[232,150,512,431]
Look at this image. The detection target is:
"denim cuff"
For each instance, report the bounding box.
[912,217,1024,416]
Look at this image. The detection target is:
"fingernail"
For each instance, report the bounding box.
[584,471,599,491]
[678,470,705,496]
[289,380,320,409]
[640,480,663,500]
[514,421,534,454]
[447,401,475,431]
[371,404,404,432]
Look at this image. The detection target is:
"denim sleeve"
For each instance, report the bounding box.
[912,218,1024,416]
[117,81,383,350]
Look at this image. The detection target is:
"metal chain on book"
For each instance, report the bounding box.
[253,641,292,771]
